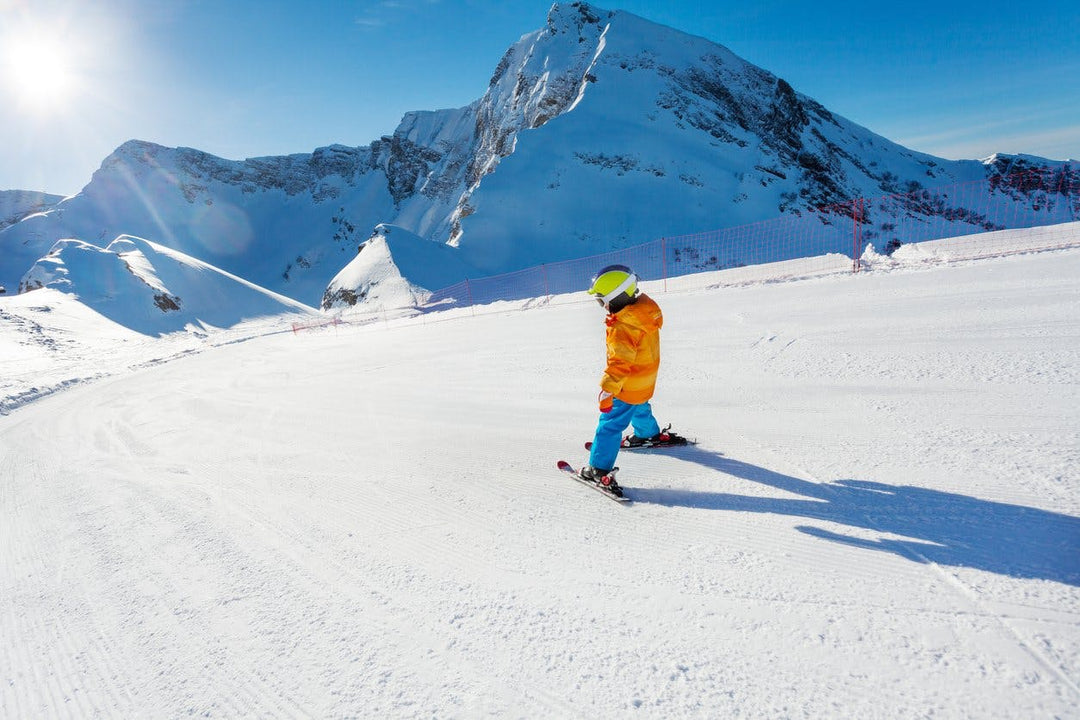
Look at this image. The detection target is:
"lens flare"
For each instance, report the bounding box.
[3,32,75,112]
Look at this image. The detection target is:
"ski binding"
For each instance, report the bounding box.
[556,461,630,503]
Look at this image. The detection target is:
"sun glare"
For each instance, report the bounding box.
[3,33,76,112]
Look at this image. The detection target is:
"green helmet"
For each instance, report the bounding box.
[587,264,638,307]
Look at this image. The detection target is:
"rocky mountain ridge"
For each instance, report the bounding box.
[1,1,1075,318]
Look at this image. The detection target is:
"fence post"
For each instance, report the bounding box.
[852,197,862,273]
[661,237,668,292]
[464,278,475,316]
[1070,162,1077,223]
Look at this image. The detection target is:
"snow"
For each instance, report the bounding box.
[1,232,1079,717]
[0,190,63,234]
[17,235,317,336]
[0,141,395,306]
[323,224,475,311]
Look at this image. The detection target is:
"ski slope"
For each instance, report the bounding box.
[2,244,1079,718]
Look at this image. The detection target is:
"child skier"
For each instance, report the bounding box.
[580,264,685,495]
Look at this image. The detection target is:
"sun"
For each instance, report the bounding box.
[3,32,76,113]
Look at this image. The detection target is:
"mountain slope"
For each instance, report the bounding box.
[0,141,399,306]
[321,224,475,311]
[19,235,316,335]
[2,245,1078,717]
[0,190,65,294]
[445,3,1071,274]
[0,190,63,234]
[0,2,1074,312]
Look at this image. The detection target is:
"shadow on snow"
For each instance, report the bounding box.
[630,446,1080,586]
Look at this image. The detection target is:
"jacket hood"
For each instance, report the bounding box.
[613,293,663,333]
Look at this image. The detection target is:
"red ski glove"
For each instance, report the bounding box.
[598,390,614,413]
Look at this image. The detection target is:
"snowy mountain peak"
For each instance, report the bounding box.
[0,2,1075,320]
[322,224,473,312]
[546,2,611,35]
[94,139,381,201]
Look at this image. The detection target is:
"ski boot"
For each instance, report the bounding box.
[579,465,624,497]
[624,424,688,449]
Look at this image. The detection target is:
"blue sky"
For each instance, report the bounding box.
[2,0,1077,195]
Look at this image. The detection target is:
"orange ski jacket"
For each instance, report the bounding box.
[600,293,663,405]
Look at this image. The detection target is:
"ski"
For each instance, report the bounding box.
[556,461,630,503]
[585,437,696,451]
[585,424,694,452]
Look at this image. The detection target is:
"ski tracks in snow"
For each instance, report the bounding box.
[725,426,1080,704]
[3,249,1079,717]
[190,463,581,718]
[1,426,137,718]
[1,378,578,717]
[2,404,313,718]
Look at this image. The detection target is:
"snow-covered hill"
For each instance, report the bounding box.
[0,233,317,413]
[0,141,396,307]
[0,190,65,294]
[0,2,1075,316]
[321,224,475,312]
[19,235,316,335]
[1,239,1077,717]
[0,190,63,234]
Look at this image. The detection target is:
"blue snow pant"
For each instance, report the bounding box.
[588,399,661,472]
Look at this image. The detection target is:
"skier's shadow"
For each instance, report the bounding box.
[629,446,1080,586]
